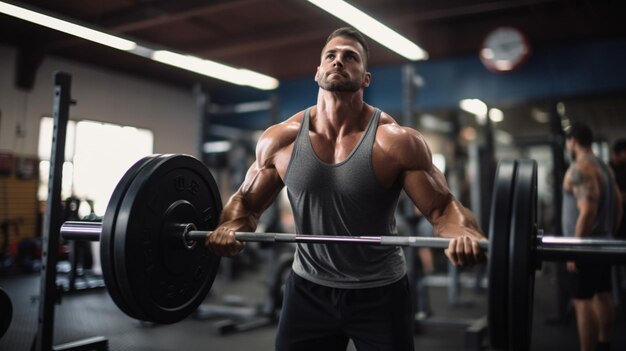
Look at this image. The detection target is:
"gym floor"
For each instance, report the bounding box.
[1,257,626,351]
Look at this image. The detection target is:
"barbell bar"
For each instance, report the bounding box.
[54,154,626,351]
[60,222,626,263]
[61,221,489,249]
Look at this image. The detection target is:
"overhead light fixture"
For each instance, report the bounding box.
[557,102,566,116]
[460,98,488,116]
[531,108,549,124]
[0,1,136,51]
[306,0,428,61]
[203,140,232,154]
[152,50,279,90]
[489,108,504,123]
[0,1,279,90]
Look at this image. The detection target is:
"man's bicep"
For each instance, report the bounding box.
[571,166,600,203]
[570,165,600,218]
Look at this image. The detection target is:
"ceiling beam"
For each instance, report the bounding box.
[187,0,563,60]
[105,0,264,33]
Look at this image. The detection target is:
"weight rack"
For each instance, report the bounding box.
[33,71,108,351]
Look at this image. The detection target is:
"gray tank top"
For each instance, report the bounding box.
[562,155,615,238]
[283,107,406,288]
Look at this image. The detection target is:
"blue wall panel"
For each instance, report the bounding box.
[211,39,626,130]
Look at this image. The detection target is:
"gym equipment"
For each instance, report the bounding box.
[0,287,12,339]
[34,72,108,351]
[0,219,20,272]
[59,153,626,350]
[57,197,104,293]
[194,204,295,335]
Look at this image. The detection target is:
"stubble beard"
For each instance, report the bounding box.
[318,73,362,92]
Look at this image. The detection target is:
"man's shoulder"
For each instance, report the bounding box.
[577,156,604,174]
[257,110,306,153]
[568,157,604,186]
[374,114,432,169]
[376,114,425,146]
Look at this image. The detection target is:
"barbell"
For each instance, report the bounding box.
[59,154,626,351]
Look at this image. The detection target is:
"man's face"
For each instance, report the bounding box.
[315,36,371,92]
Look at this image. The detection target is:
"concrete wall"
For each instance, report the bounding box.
[0,44,198,159]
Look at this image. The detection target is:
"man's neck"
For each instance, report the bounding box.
[576,147,594,160]
[314,89,367,137]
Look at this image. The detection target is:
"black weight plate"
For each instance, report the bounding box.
[110,155,179,321]
[0,287,12,339]
[487,159,517,350]
[107,154,181,321]
[100,155,158,320]
[114,154,222,324]
[508,159,537,351]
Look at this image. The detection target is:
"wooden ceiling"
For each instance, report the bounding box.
[1,0,624,89]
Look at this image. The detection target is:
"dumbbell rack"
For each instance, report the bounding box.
[33,71,108,351]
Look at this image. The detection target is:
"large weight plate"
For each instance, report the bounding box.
[508,159,537,351]
[0,287,12,339]
[101,155,157,320]
[107,154,191,321]
[487,160,517,349]
[114,154,222,324]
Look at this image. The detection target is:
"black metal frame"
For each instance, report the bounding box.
[33,71,108,351]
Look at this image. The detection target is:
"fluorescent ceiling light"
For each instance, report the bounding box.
[152,50,279,90]
[0,1,279,90]
[531,108,549,124]
[460,99,488,117]
[0,1,136,51]
[488,108,504,122]
[203,140,232,154]
[307,0,428,61]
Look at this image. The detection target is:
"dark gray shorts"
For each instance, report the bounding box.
[569,263,613,299]
[275,271,414,351]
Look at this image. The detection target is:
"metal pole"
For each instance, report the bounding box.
[36,72,71,351]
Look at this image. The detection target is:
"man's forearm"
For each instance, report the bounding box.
[218,193,259,232]
[575,210,596,238]
[432,200,484,238]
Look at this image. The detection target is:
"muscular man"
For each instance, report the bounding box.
[610,139,626,239]
[562,122,623,351]
[205,27,486,351]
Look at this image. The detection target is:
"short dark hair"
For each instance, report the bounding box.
[614,139,626,154]
[566,121,593,147]
[324,27,370,67]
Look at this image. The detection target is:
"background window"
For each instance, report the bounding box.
[38,117,154,217]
